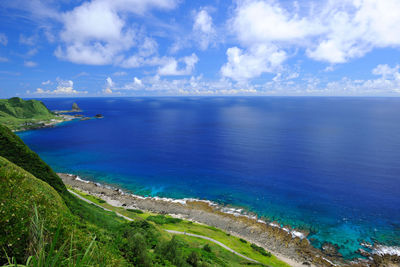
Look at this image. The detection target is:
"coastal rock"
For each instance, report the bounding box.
[357,248,371,257]
[94,114,104,118]
[72,102,81,111]
[322,242,342,257]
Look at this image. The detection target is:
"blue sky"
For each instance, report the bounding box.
[1,0,400,97]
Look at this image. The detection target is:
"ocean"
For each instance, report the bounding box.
[18,97,400,258]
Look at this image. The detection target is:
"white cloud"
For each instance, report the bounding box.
[19,34,36,46]
[103,88,113,94]
[193,9,216,50]
[121,77,144,90]
[224,0,400,80]
[0,33,7,46]
[56,0,177,66]
[134,77,142,86]
[158,53,198,76]
[113,71,127,76]
[221,44,286,81]
[24,61,37,67]
[102,77,114,94]
[0,57,8,62]
[34,79,87,95]
[231,0,321,45]
[42,80,51,85]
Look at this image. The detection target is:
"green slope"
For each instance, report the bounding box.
[0,97,58,131]
[0,124,67,194]
[0,156,69,262]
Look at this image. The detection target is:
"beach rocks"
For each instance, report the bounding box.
[322,242,342,258]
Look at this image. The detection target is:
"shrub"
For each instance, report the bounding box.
[147,215,182,225]
[127,208,143,214]
[156,236,186,266]
[251,243,272,257]
[187,251,199,266]
[239,238,247,243]
[203,244,212,253]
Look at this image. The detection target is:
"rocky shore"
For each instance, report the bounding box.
[59,173,399,267]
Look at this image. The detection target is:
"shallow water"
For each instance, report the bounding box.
[18,97,400,258]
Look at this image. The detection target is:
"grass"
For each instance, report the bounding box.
[0,97,59,131]
[67,186,291,267]
[174,235,265,267]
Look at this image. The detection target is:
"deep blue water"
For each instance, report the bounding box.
[18,97,400,258]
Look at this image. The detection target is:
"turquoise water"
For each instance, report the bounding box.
[18,97,400,258]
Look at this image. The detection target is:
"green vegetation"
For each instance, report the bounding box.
[126,208,143,214]
[0,97,60,131]
[0,123,280,266]
[0,124,67,194]
[68,187,291,267]
[251,244,272,257]
[147,215,182,225]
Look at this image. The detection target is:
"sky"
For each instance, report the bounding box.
[1,0,400,97]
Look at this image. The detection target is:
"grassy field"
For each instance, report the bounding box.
[67,186,291,267]
[0,97,60,131]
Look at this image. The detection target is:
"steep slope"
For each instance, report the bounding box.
[0,156,70,263]
[0,124,67,194]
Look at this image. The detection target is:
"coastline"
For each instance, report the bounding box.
[12,114,76,132]
[59,173,345,267]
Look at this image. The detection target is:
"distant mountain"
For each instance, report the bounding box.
[0,97,59,131]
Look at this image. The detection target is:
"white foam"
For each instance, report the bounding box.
[71,174,308,241]
[75,176,90,183]
[372,245,400,256]
[322,257,338,266]
[291,230,306,239]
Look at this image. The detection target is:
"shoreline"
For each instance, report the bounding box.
[59,173,400,267]
[59,173,347,267]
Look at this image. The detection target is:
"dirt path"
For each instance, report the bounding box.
[68,189,263,265]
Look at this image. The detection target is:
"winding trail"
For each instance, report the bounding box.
[68,189,262,265]
[165,230,261,264]
[68,189,133,221]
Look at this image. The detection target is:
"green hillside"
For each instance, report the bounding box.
[0,124,67,194]
[0,124,269,266]
[0,97,59,131]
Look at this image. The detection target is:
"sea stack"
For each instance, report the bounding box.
[72,102,81,111]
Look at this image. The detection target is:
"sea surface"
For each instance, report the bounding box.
[18,97,400,258]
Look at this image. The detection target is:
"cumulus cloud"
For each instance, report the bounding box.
[158,53,199,76]
[0,33,7,46]
[193,9,216,50]
[102,77,114,94]
[223,0,400,80]
[24,61,37,67]
[55,0,177,66]
[221,44,286,81]
[35,79,87,95]
[231,0,320,45]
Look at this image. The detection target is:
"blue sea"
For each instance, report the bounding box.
[18,97,400,258]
